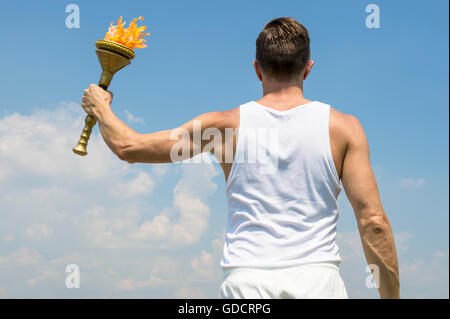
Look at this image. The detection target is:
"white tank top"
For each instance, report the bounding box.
[220,100,342,268]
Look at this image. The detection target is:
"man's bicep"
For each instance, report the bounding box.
[136,111,227,163]
[341,117,383,218]
[125,110,235,164]
[180,110,237,158]
[134,120,202,164]
[124,129,176,163]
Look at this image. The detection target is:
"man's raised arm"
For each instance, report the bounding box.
[340,114,400,299]
[81,84,237,164]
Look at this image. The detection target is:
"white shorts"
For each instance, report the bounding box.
[218,262,348,299]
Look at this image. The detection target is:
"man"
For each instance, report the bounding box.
[81,17,400,299]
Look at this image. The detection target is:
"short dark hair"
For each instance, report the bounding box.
[256,17,310,81]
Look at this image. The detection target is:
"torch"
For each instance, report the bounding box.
[73,17,149,156]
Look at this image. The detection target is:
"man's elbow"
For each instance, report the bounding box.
[115,138,139,164]
[116,148,136,163]
[358,210,390,236]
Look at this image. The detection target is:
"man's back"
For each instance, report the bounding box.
[221,100,342,268]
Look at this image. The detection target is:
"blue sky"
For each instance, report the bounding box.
[0,0,448,298]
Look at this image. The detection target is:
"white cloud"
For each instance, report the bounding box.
[124,110,144,124]
[0,103,222,297]
[0,247,43,266]
[115,256,184,292]
[211,232,226,257]
[153,165,169,177]
[190,251,216,281]
[400,252,449,298]
[115,171,155,197]
[395,232,414,252]
[25,224,54,239]
[130,159,217,246]
[0,103,128,182]
[0,103,217,250]
[116,275,166,291]
[434,249,449,259]
[27,268,58,287]
[400,178,425,188]
[174,287,206,298]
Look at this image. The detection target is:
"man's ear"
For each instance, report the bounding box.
[253,60,263,82]
[303,60,315,80]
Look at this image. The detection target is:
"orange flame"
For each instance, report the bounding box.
[104,16,150,49]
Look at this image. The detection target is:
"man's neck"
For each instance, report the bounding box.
[258,81,311,110]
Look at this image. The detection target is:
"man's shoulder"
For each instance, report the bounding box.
[330,107,360,126]
[198,107,239,131]
[220,107,240,130]
[330,107,365,146]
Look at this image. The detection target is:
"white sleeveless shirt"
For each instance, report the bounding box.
[220,100,342,268]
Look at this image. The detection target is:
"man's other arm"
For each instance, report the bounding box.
[339,114,400,299]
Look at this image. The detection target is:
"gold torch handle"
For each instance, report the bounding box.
[72,115,98,156]
[72,74,110,156]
